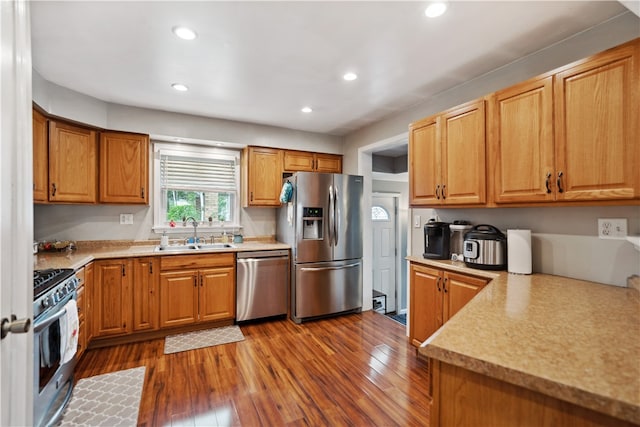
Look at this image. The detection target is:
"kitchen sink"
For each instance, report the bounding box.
[154,243,235,252]
[196,243,235,250]
[154,244,199,252]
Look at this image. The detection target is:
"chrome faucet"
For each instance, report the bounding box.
[183,216,199,243]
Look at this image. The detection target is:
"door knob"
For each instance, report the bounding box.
[1,315,31,339]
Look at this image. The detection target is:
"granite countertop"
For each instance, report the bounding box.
[408,256,640,424]
[34,241,290,271]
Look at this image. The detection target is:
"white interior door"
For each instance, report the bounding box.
[372,196,397,313]
[1,1,34,425]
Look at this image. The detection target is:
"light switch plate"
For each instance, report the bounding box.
[414,215,421,228]
[120,213,134,225]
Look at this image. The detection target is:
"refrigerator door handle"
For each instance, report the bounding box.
[333,186,339,246]
[299,263,361,272]
[328,184,335,246]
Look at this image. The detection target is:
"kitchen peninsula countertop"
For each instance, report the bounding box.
[407,256,640,424]
[35,240,290,271]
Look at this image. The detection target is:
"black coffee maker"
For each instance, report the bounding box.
[423,219,450,259]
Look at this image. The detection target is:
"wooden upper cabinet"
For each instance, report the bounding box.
[283,150,342,173]
[314,153,342,173]
[409,99,486,207]
[490,75,555,204]
[48,120,97,203]
[441,100,486,205]
[32,108,49,203]
[409,117,440,205]
[283,150,314,172]
[554,40,639,201]
[243,146,283,207]
[99,132,149,204]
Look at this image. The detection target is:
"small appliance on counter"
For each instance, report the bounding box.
[423,219,450,260]
[463,224,507,270]
[449,221,473,261]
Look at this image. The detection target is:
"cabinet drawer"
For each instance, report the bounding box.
[160,253,235,271]
[75,266,85,287]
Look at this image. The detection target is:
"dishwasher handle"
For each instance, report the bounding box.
[237,250,290,259]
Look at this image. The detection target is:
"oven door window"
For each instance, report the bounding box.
[38,319,62,392]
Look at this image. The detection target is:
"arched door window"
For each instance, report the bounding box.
[371,205,390,221]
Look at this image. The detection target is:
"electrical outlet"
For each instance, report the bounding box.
[120,214,134,225]
[598,218,627,239]
[414,215,421,228]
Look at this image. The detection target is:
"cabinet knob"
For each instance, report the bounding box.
[437,277,442,292]
[51,183,57,197]
[442,185,446,200]
[436,185,440,200]
[443,278,448,293]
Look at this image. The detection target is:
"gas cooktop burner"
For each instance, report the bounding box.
[34,268,75,299]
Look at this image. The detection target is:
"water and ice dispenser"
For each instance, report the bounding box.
[302,207,323,240]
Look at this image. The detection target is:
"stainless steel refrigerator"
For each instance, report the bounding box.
[277,172,363,323]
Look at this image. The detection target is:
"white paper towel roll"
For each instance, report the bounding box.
[507,229,532,274]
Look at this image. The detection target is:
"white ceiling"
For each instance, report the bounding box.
[31,1,630,137]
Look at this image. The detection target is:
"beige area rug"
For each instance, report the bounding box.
[59,366,145,426]
[164,325,245,354]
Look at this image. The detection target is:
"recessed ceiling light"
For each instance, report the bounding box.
[172,26,197,40]
[425,2,447,18]
[171,83,189,92]
[301,107,313,113]
[343,72,358,81]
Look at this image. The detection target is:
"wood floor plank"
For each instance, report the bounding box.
[74,311,430,426]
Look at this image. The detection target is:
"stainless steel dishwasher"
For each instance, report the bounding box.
[236,250,290,322]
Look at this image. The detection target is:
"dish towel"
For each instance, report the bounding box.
[280,181,293,203]
[59,299,79,364]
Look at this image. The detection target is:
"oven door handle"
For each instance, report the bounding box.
[34,308,67,333]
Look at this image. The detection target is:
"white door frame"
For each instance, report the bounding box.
[0,1,34,425]
[357,132,410,335]
[372,192,401,314]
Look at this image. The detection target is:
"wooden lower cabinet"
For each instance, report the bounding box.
[199,266,235,322]
[409,262,489,347]
[93,259,132,338]
[133,257,159,331]
[429,360,636,427]
[159,253,236,328]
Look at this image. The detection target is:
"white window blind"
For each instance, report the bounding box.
[160,154,237,193]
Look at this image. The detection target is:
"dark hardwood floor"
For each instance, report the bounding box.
[75,311,430,426]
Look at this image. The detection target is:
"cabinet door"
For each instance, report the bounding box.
[554,41,638,201]
[32,109,49,203]
[85,262,94,344]
[441,99,486,205]
[133,257,159,332]
[244,147,282,207]
[443,272,489,322]
[93,259,132,337]
[99,132,149,204]
[199,266,235,322]
[315,153,342,173]
[159,270,199,328]
[409,117,441,205]
[409,264,443,347]
[75,267,86,359]
[48,120,97,203]
[283,150,314,172]
[491,76,555,203]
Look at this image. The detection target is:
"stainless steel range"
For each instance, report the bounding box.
[33,268,78,427]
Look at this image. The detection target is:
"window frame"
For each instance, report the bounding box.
[152,142,241,234]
